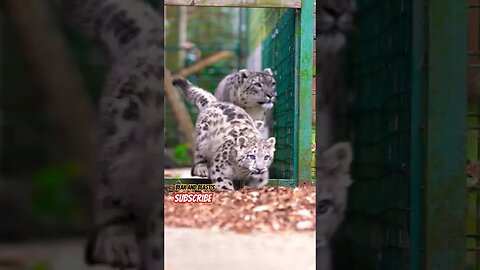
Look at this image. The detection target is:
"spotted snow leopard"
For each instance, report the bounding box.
[173,78,276,191]
[214,68,277,139]
[316,1,356,269]
[62,0,164,269]
[315,142,353,270]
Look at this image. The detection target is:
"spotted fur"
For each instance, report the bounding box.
[62,0,164,269]
[316,142,353,270]
[316,0,356,153]
[315,2,356,269]
[174,78,276,191]
[214,68,276,139]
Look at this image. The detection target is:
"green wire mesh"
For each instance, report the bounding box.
[338,0,414,268]
[467,5,480,269]
[261,9,296,180]
[467,108,480,270]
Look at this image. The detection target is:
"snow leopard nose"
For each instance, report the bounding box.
[255,168,266,174]
[324,7,343,19]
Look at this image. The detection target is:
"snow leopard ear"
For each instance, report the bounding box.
[239,69,251,79]
[263,68,273,76]
[254,120,264,131]
[317,142,353,189]
[319,142,353,173]
[265,137,276,150]
[236,136,248,149]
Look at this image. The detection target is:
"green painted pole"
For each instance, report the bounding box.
[410,0,426,269]
[295,0,313,184]
[425,1,467,269]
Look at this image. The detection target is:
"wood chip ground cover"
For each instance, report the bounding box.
[164,185,316,233]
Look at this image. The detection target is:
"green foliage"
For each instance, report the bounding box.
[30,162,82,225]
[186,8,239,49]
[164,7,241,148]
[173,143,191,166]
[185,7,240,85]
[31,262,51,270]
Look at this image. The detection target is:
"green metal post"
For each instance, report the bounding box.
[294,0,313,184]
[410,0,426,269]
[425,1,467,269]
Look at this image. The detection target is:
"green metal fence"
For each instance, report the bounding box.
[335,0,467,269]
[247,6,313,187]
[260,9,297,180]
[467,2,480,270]
[467,99,480,270]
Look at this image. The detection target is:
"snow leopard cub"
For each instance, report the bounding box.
[214,68,276,139]
[316,142,353,270]
[173,78,276,191]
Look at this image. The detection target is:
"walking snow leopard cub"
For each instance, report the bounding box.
[173,78,276,191]
[62,0,165,269]
[214,68,276,139]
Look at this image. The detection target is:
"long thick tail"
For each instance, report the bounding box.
[62,0,162,61]
[172,78,217,111]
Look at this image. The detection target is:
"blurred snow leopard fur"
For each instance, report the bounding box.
[173,78,276,191]
[62,0,165,269]
[316,0,356,152]
[316,2,356,269]
[316,142,353,270]
[316,0,356,53]
[214,68,277,139]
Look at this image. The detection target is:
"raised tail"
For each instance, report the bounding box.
[172,78,217,111]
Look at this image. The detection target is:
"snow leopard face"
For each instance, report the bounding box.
[317,0,356,53]
[236,68,277,110]
[316,142,353,248]
[234,135,276,179]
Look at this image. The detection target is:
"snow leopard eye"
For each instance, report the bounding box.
[317,199,334,214]
[247,154,256,160]
[254,83,262,88]
[323,6,339,17]
[264,155,270,160]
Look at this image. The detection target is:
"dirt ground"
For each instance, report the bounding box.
[165,227,315,270]
[163,171,316,269]
[1,170,315,270]
[0,228,314,270]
